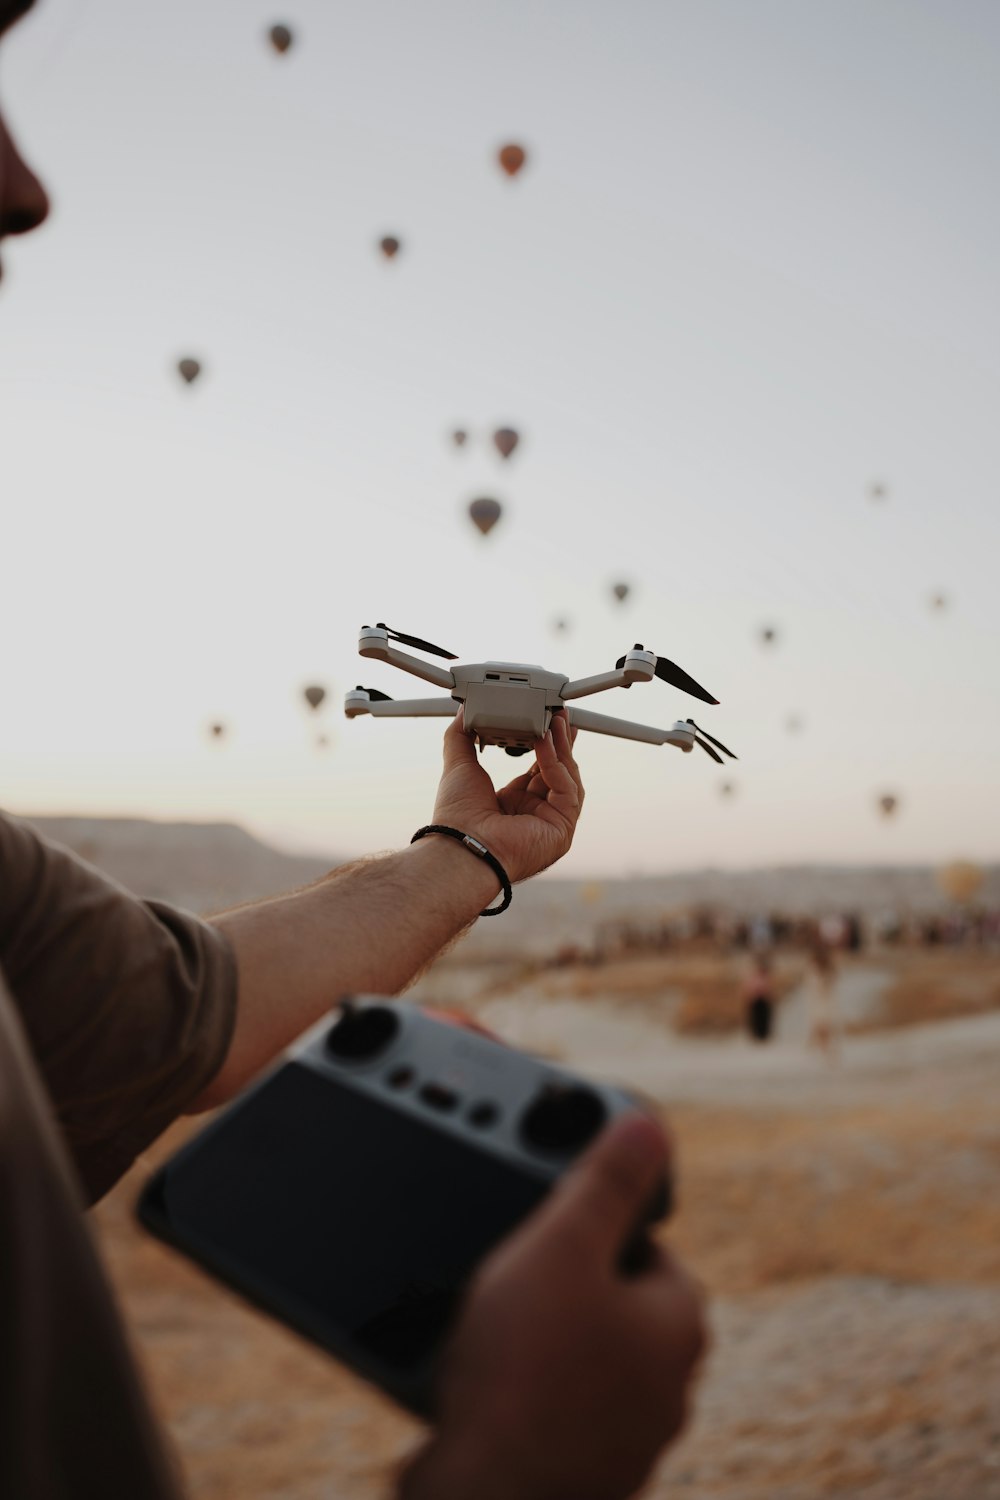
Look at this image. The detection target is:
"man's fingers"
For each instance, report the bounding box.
[547,713,585,800]
[534,734,582,814]
[526,1114,671,1269]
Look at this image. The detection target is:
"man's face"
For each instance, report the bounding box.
[0,0,50,276]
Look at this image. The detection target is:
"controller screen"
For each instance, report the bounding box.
[158,1061,550,1369]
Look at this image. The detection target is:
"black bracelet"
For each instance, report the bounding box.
[410,825,512,916]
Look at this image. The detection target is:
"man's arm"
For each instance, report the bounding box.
[192,711,583,1110]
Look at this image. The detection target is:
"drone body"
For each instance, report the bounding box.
[345,625,737,765]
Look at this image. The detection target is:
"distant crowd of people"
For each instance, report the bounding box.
[585,904,1000,962]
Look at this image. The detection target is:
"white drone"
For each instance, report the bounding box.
[344,623,737,765]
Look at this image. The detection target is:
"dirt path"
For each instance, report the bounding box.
[478,978,1000,1107]
[659,1278,1000,1500]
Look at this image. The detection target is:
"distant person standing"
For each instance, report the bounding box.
[742,952,775,1043]
[807,935,839,1061]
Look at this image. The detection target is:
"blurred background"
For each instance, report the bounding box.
[3,0,999,874]
[4,6,1000,1499]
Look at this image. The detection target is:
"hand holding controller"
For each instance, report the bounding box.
[139,998,700,1483]
[401,1115,706,1500]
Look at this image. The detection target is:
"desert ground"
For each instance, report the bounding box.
[94,941,1000,1500]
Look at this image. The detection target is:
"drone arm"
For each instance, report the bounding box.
[358,639,455,691]
[560,668,630,702]
[346,695,458,720]
[565,706,696,751]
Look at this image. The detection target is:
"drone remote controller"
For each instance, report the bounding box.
[138,1001,671,1415]
[344,622,738,764]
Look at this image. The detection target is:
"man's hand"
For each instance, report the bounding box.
[431,710,584,883]
[400,1116,707,1500]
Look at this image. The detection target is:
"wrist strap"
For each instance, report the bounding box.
[410,825,512,916]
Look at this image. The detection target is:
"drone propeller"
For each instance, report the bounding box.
[690,735,723,764]
[685,720,737,760]
[372,622,458,661]
[615,651,719,706]
[356,685,394,701]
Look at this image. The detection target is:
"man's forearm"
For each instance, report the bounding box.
[191,837,500,1109]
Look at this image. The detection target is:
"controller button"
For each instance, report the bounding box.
[325,1003,400,1061]
[387,1065,415,1090]
[419,1082,458,1112]
[521,1083,607,1154]
[468,1101,499,1128]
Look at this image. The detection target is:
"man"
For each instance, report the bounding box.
[0,7,705,1496]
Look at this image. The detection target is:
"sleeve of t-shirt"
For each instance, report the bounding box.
[0,811,238,1204]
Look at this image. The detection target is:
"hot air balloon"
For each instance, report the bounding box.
[929,592,948,612]
[451,429,468,448]
[877,793,898,819]
[719,781,736,799]
[379,235,401,260]
[303,684,327,711]
[177,357,201,385]
[786,715,803,734]
[759,625,779,647]
[553,617,570,634]
[611,581,630,604]
[268,23,293,54]
[468,497,502,536]
[316,733,331,750]
[208,722,225,741]
[493,427,519,460]
[497,143,527,178]
[867,480,888,502]
[936,861,984,904]
[580,882,604,906]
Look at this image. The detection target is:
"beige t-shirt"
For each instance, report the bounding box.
[0,809,238,1498]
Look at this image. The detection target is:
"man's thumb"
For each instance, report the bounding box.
[533,1113,670,1266]
[441,708,478,772]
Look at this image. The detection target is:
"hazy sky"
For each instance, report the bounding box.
[2,0,998,874]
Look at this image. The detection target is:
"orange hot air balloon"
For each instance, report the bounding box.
[936,861,983,904]
[877,793,898,818]
[468,497,502,536]
[451,429,468,448]
[303,684,327,711]
[379,235,401,260]
[268,23,293,54]
[497,143,527,177]
[493,427,519,460]
[611,581,630,604]
[177,357,201,385]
